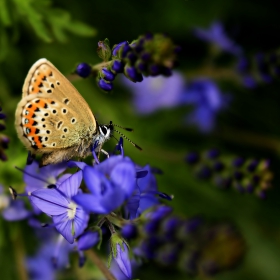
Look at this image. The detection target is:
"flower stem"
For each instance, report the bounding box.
[86,249,117,280]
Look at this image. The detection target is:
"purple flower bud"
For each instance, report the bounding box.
[247,159,259,172]
[207,149,220,159]
[101,68,115,81]
[114,242,132,279]
[78,231,100,251]
[97,39,111,61]
[149,64,160,76]
[246,183,255,193]
[0,113,6,119]
[136,60,147,72]
[257,190,266,199]
[98,78,113,91]
[197,166,212,179]
[112,41,131,58]
[236,57,249,73]
[232,157,244,167]
[76,63,91,78]
[0,136,9,149]
[141,52,151,62]
[0,152,7,161]
[163,217,180,239]
[148,205,172,221]
[126,52,137,64]
[185,152,199,164]
[243,75,257,88]
[121,224,138,240]
[124,65,143,82]
[112,60,124,73]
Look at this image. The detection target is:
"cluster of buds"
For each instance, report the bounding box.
[236,51,280,88]
[75,34,179,92]
[0,106,9,161]
[121,205,245,277]
[185,149,273,199]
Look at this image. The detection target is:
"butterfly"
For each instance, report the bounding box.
[15,58,141,166]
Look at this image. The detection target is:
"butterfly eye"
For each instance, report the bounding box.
[100,126,107,135]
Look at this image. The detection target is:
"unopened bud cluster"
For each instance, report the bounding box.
[122,205,245,277]
[185,149,273,198]
[75,34,179,92]
[236,51,280,88]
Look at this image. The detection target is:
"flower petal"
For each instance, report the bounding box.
[29,188,69,215]
[58,171,83,198]
[111,162,136,198]
[114,243,132,279]
[78,231,100,251]
[83,166,103,196]
[53,213,75,243]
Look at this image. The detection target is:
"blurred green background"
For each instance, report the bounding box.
[1,0,280,279]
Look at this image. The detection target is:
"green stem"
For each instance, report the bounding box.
[86,249,117,280]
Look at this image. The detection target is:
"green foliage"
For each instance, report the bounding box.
[0,0,96,62]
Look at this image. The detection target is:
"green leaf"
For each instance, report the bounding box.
[0,0,12,26]
[12,0,52,42]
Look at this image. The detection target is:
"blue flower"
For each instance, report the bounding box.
[77,230,100,251]
[26,234,75,280]
[125,165,161,219]
[0,184,31,221]
[24,161,68,193]
[72,156,136,214]
[29,171,89,243]
[182,78,230,133]
[193,21,242,56]
[120,71,185,114]
[111,235,132,279]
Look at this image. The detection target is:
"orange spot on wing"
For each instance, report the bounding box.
[33,136,43,148]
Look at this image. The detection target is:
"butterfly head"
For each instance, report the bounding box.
[96,121,114,145]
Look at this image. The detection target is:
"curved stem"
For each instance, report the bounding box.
[86,249,117,280]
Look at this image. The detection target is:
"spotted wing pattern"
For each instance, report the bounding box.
[16,58,97,154]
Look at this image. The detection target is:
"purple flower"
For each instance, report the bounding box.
[26,234,75,280]
[194,21,242,56]
[182,78,230,133]
[76,63,91,78]
[24,161,68,193]
[125,165,160,219]
[0,185,31,221]
[29,171,89,243]
[121,71,185,114]
[72,156,136,214]
[77,230,100,251]
[111,237,132,279]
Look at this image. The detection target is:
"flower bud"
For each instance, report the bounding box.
[97,39,111,62]
[100,68,115,81]
[98,78,113,91]
[76,63,92,78]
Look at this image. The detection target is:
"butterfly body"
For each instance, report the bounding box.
[15,58,110,165]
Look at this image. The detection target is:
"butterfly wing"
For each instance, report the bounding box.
[16,59,97,164]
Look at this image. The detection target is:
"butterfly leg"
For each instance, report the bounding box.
[101,149,110,158]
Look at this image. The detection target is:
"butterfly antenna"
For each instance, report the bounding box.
[113,124,134,132]
[113,128,142,151]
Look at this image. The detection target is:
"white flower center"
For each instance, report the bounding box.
[67,201,77,220]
